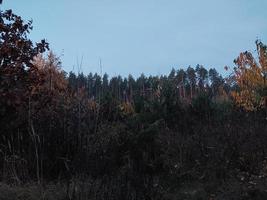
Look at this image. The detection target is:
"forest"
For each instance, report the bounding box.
[1,8,267,200]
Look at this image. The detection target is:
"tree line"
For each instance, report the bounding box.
[1,9,267,200]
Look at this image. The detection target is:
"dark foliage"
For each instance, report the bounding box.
[0,9,267,200]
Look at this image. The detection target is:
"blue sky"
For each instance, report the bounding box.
[1,0,267,77]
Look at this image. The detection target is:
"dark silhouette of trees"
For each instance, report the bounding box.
[0,8,267,200]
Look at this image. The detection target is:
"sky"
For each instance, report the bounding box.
[1,0,267,77]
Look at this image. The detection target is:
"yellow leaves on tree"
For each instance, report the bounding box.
[119,102,135,116]
[32,51,67,95]
[232,41,267,111]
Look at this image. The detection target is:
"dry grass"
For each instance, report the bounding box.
[0,183,66,200]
